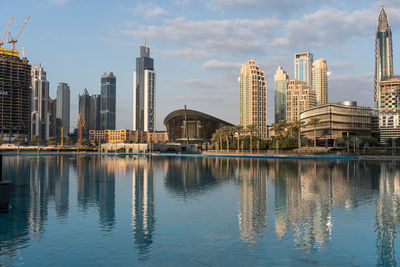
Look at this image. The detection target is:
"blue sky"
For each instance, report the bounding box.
[1,0,400,131]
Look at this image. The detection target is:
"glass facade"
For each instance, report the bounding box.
[100,72,116,130]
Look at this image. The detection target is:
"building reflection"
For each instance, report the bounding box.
[375,161,400,266]
[238,159,267,245]
[76,155,115,231]
[131,157,156,261]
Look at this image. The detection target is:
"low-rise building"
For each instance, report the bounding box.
[89,129,168,144]
[300,101,372,142]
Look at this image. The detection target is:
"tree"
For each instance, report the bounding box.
[211,131,219,151]
[30,135,40,146]
[271,123,283,150]
[81,139,91,147]
[220,126,232,153]
[246,125,258,154]
[47,137,57,146]
[292,120,306,149]
[65,136,74,146]
[308,118,321,147]
[0,136,4,145]
[14,134,24,152]
[235,125,245,153]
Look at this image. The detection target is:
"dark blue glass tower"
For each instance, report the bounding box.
[100,72,116,130]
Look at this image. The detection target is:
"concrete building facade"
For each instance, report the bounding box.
[0,48,31,142]
[286,80,316,122]
[300,102,372,141]
[133,45,156,132]
[294,52,313,86]
[379,78,400,143]
[274,66,289,123]
[312,58,329,106]
[31,63,50,141]
[56,82,70,137]
[89,129,168,144]
[239,59,267,138]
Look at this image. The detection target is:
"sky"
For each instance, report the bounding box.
[1,0,400,132]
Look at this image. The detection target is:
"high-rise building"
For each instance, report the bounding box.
[79,89,91,137]
[312,58,329,106]
[286,80,316,122]
[378,78,400,143]
[133,45,156,132]
[89,94,101,131]
[48,98,59,138]
[239,59,267,138]
[100,72,116,130]
[274,66,289,123]
[0,48,31,142]
[56,82,70,136]
[375,6,393,109]
[31,64,50,140]
[294,52,313,86]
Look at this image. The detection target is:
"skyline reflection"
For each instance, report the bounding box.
[0,156,399,265]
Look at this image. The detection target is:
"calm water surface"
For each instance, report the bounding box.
[0,155,399,266]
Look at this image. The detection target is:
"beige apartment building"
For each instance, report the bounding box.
[239,59,267,138]
[89,129,168,144]
[312,58,329,105]
[379,77,400,143]
[286,80,316,122]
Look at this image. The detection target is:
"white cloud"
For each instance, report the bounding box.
[201,59,241,70]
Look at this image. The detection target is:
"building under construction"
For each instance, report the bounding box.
[0,48,31,141]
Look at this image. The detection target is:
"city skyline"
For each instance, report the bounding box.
[2,0,400,131]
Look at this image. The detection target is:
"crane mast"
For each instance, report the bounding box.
[8,16,30,50]
[0,16,13,48]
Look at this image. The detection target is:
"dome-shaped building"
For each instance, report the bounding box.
[164,109,233,143]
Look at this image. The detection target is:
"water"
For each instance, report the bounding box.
[0,155,399,266]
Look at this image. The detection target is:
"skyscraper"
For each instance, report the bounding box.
[79,88,101,134]
[31,64,50,140]
[56,82,70,136]
[294,52,313,86]
[0,48,31,142]
[375,6,394,109]
[79,89,90,136]
[274,66,289,123]
[89,94,101,131]
[100,72,116,130]
[286,80,316,122]
[239,59,267,138]
[133,45,156,132]
[312,58,329,106]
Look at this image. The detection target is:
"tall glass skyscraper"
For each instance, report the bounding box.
[375,6,393,109]
[56,82,70,136]
[100,72,116,130]
[133,45,156,132]
[294,52,313,86]
[274,66,289,123]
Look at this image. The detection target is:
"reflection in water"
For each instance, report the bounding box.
[131,157,156,261]
[238,159,267,244]
[1,156,400,265]
[77,156,116,231]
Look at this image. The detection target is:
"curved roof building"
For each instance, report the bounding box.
[164,109,233,143]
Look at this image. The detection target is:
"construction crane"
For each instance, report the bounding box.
[8,16,30,50]
[0,16,13,48]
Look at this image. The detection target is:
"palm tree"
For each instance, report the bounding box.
[292,120,306,149]
[271,123,282,151]
[235,125,244,153]
[308,118,321,147]
[246,125,258,154]
[279,120,288,137]
[221,126,233,153]
[14,134,24,152]
[211,131,219,151]
[0,136,4,145]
